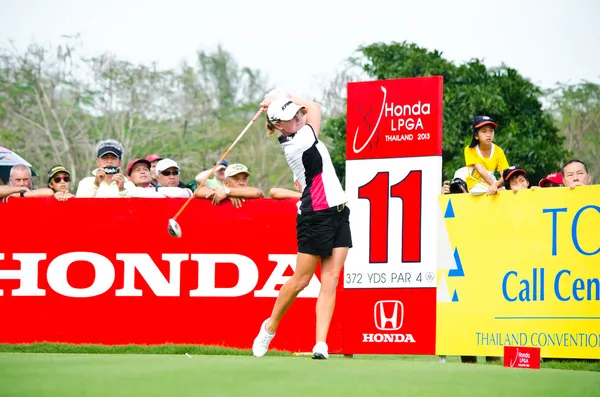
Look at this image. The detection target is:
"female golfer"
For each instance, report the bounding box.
[252,94,351,359]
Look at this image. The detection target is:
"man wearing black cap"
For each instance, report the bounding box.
[76,139,135,198]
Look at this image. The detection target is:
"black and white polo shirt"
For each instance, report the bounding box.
[278,124,347,214]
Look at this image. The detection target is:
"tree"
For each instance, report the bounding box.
[546,82,600,180]
[0,38,293,192]
[321,42,570,185]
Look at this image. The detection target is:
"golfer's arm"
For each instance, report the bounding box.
[292,97,321,137]
[230,187,264,199]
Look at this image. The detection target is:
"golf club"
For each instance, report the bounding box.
[167,107,266,238]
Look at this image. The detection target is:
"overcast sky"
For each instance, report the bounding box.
[1,0,598,99]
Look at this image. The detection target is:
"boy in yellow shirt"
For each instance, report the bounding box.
[464,115,509,196]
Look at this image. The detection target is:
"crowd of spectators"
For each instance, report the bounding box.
[442,115,594,196]
[0,139,277,204]
[0,114,595,204]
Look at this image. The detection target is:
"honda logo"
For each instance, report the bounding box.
[374,300,403,331]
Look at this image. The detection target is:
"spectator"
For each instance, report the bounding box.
[562,160,592,189]
[5,164,53,198]
[155,159,193,198]
[538,172,563,188]
[195,163,263,208]
[442,167,468,195]
[270,175,302,200]
[47,165,74,201]
[464,116,509,196]
[127,158,153,188]
[8,164,33,189]
[502,166,536,193]
[0,185,27,199]
[146,154,162,186]
[195,160,228,189]
[126,158,165,198]
[76,139,135,198]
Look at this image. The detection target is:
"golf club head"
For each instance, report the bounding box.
[168,218,182,238]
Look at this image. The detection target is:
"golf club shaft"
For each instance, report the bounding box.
[172,107,265,220]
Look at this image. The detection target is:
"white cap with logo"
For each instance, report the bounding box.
[267,98,305,123]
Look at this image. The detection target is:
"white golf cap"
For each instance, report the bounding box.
[267,98,305,123]
[156,158,180,175]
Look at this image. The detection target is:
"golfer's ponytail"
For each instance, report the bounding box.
[266,118,277,136]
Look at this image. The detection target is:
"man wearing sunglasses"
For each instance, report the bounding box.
[155,159,193,198]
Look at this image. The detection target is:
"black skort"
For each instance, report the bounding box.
[296,204,352,257]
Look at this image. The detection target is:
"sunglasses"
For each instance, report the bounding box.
[53,176,71,183]
[161,170,179,176]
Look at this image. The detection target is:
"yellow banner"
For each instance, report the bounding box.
[436,185,600,359]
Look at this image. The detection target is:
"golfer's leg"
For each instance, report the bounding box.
[315,247,348,342]
[266,253,319,333]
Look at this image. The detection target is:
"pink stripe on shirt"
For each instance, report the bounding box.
[309,173,328,211]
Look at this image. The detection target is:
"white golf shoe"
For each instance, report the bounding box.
[312,341,329,360]
[252,319,275,357]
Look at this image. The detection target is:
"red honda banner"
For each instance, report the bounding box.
[0,198,343,353]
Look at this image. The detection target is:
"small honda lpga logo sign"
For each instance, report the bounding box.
[503,346,540,369]
[374,300,403,331]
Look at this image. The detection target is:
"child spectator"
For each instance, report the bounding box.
[502,166,535,193]
[47,165,74,201]
[464,116,509,196]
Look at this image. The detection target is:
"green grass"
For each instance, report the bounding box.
[0,342,288,356]
[1,343,598,372]
[0,353,598,397]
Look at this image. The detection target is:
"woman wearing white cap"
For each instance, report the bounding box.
[252,92,351,360]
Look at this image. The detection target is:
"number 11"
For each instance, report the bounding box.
[357,171,422,263]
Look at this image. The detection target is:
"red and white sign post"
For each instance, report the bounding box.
[342,77,443,354]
